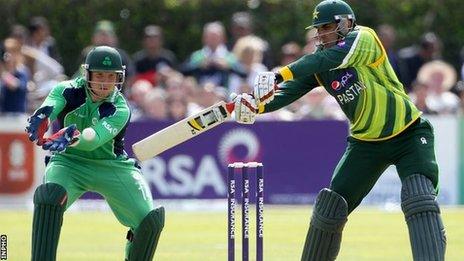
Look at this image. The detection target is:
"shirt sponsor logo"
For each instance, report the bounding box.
[331,81,341,91]
[331,71,354,91]
[336,82,366,105]
[337,40,346,47]
[102,121,118,135]
[73,112,86,118]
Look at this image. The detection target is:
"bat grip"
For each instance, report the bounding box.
[225,102,235,113]
[226,81,279,114]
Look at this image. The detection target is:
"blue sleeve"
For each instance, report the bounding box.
[15,70,29,90]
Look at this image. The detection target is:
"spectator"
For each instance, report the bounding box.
[455,81,464,115]
[21,27,67,112]
[155,64,178,88]
[409,81,438,115]
[141,88,168,120]
[229,35,268,94]
[132,25,177,86]
[28,16,61,62]
[297,87,345,120]
[129,79,153,121]
[7,25,33,112]
[193,82,226,109]
[179,76,203,115]
[164,71,185,99]
[10,24,29,46]
[228,11,273,69]
[303,28,318,55]
[274,42,303,71]
[228,11,253,49]
[398,32,442,92]
[9,24,31,75]
[461,48,464,80]
[377,24,401,77]
[0,38,29,114]
[416,60,459,114]
[21,43,65,112]
[181,21,246,89]
[20,17,66,112]
[77,20,134,91]
[167,96,189,121]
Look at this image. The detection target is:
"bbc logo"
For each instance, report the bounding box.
[0,234,6,260]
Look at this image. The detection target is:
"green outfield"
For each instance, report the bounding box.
[2,206,463,260]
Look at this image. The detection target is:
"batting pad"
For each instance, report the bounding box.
[126,206,165,261]
[401,174,446,261]
[301,188,348,261]
[31,183,68,261]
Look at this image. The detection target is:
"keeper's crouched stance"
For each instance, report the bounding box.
[31,165,164,261]
[27,46,164,260]
[31,179,164,261]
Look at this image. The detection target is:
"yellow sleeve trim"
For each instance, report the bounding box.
[367,27,387,68]
[314,74,324,87]
[258,103,265,114]
[279,66,294,81]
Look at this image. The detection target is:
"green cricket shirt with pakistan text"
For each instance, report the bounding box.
[262,25,421,141]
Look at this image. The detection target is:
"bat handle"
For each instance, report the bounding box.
[226,83,278,114]
[226,102,235,113]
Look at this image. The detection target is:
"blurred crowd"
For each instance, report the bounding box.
[2,13,464,122]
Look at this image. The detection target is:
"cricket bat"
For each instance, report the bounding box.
[132,101,235,161]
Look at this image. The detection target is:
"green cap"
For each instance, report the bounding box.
[84,46,124,72]
[306,0,355,29]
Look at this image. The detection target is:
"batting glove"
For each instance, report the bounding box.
[231,93,258,124]
[253,72,276,105]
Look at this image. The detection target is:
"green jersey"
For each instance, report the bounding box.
[262,26,421,141]
[40,77,131,160]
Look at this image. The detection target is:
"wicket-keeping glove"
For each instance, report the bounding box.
[231,93,258,124]
[25,106,53,145]
[42,124,80,152]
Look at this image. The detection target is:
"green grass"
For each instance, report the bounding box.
[2,206,464,260]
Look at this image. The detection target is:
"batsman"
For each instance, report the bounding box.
[233,0,446,260]
[25,46,164,261]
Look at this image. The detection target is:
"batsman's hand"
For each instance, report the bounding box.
[25,106,53,145]
[230,93,258,124]
[253,72,276,105]
[42,124,80,153]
